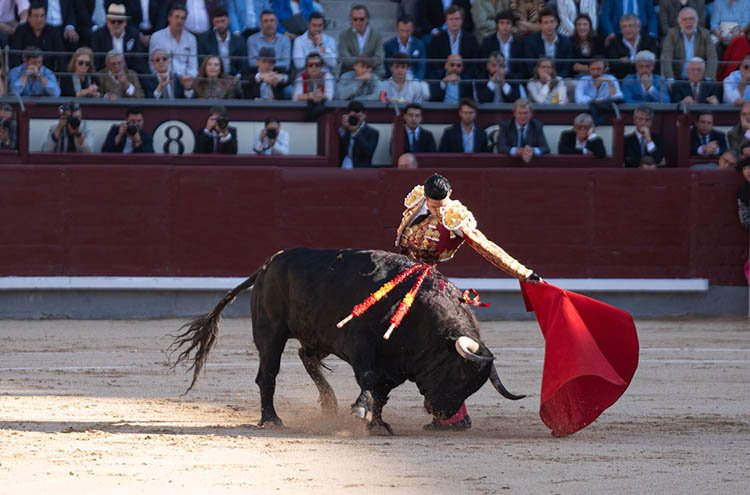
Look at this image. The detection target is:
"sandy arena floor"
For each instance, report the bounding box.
[0,317,748,494]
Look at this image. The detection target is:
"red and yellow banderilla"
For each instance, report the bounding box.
[337,263,431,340]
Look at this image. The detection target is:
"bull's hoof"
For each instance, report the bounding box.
[367,420,393,436]
[351,404,373,422]
[423,415,472,431]
[258,416,284,429]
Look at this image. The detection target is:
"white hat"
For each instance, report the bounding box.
[106,4,130,21]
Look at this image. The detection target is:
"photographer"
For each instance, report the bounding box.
[41,102,94,153]
[253,117,289,155]
[194,106,238,155]
[337,100,379,168]
[101,107,154,153]
[8,46,61,97]
[0,104,17,150]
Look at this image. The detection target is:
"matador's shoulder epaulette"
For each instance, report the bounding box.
[404,185,425,209]
[442,200,477,231]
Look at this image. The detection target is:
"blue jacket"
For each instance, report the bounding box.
[383,36,427,81]
[621,74,670,103]
[226,0,272,34]
[599,0,658,38]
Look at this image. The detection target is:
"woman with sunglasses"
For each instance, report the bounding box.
[60,47,100,98]
[192,55,239,99]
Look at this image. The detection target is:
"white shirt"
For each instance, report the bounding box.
[354,26,370,54]
[215,31,232,74]
[46,0,63,26]
[139,0,151,31]
[292,31,338,71]
[253,128,290,155]
[150,27,199,77]
[0,0,30,24]
[111,32,124,54]
[184,0,210,34]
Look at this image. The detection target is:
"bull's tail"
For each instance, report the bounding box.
[168,271,259,393]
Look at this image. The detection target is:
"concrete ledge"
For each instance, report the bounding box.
[0,276,711,293]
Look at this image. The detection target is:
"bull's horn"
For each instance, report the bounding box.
[489,365,525,400]
[455,336,494,363]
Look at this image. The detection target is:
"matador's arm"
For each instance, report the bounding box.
[442,200,535,280]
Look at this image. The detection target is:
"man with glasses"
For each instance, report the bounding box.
[92,4,147,73]
[292,51,334,102]
[558,112,606,158]
[150,3,199,86]
[99,50,144,99]
[292,12,337,73]
[338,5,384,76]
[142,48,194,98]
[723,55,750,105]
[671,57,721,104]
[429,54,473,103]
[662,7,717,83]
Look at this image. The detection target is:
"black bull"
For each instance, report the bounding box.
[169,248,524,434]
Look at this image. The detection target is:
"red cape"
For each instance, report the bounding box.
[520,282,639,436]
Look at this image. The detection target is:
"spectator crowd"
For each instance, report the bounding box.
[4,0,750,165]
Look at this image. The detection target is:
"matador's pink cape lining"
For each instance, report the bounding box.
[520,282,640,436]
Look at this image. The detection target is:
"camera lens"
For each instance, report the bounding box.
[126,122,139,135]
[216,116,228,130]
[348,115,359,126]
[67,116,81,129]
[266,128,277,139]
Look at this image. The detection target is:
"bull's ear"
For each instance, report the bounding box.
[455,336,494,363]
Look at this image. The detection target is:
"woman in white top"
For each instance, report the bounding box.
[526,57,568,104]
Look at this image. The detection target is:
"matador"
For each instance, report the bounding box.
[395,174,542,430]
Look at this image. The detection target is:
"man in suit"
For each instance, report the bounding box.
[118,0,169,36]
[475,51,520,103]
[416,0,473,38]
[496,98,550,162]
[194,106,238,154]
[430,54,473,103]
[99,49,144,99]
[383,15,427,81]
[338,100,379,168]
[91,3,147,73]
[605,14,660,80]
[242,46,288,100]
[522,8,572,78]
[662,7,717,82]
[727,101,750,153]
[558,112,607,158]
[599,0,658,41]
[438,98,489,153]
[403,103,436,153]
[10,1,65,71]
[624,105,664,167]
[690,111,727,158]
[338,5,385,77]
[197,6,247,77]
[427,4,479,79]
[671,57,721,104]
[141,48,193,98]
[101,106,154,153]
[621,50,669,103]
[478,10,524,80]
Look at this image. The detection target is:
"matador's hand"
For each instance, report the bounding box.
[526,272,543,283]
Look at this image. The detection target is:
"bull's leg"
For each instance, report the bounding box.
[351,368,376,422]
[253,318,289,428]
[298,347,338,415]
[367,382,394,436]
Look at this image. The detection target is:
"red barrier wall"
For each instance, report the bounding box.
[1,165,746,285]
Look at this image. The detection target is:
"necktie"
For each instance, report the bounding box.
[408,130,415,151]
[519,126,526,147]
[640,135,646,156]
[692,83,699,101]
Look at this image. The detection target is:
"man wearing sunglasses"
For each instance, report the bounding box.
[91,4,147,73]
[338,5,384,76]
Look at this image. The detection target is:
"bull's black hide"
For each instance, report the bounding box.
[170,248,517,435]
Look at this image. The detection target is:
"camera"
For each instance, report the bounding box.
[216,116,229,130]
[266,128,277,139]
[67,116,81,129]
[348,114,359,127]
[126,122,139,135]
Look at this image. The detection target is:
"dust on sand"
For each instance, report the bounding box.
[0,318,748,494]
